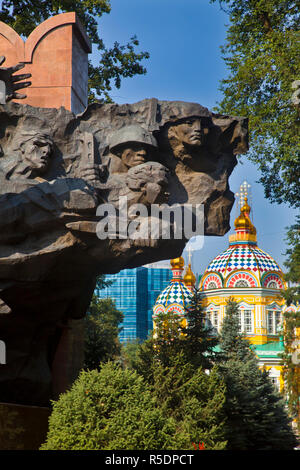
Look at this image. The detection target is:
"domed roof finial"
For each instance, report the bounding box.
[170,257,184,270]
[183,247,196,290]
[231,180,257,244]
[170,256,185,281]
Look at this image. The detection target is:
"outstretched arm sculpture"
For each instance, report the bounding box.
[0,56,31,104]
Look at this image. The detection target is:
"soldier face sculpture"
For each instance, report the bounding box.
[168,117,210,148]
[120,143,149,168]
[109,125,158,170]
[21,134,53,174]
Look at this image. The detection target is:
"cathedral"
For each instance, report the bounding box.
[152,181,296,391]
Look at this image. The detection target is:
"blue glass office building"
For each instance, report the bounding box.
[146,266,173,336]
[96,264,172,343]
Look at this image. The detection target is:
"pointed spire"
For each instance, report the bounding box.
[230,181,257,246]
[183,248,196,290]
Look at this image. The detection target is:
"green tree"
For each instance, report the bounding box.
[128,337,227,449]
[152,356,227,450]
[182,287,219,369]
[84,294,124,370]
[283,215,300,306]
[219,299,298,450]
[40,363,184,450]
[0,0,149,103]
[280,216,300,434]
[281,309,300,434]
[124,290,228,450]
[211,0,300,207]
[142,289,218,373]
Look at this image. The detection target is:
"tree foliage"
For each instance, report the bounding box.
[281,217,300,433]
[182,288,219,369]
[281,309,300,433]
[84,294,123,370]
[219,299,298,450]
[211,0,300,207]
[0,0,149,102]
[40,363,183,450]
[123,290,227,450]
[282,215,300,306]
[152,356,227,450]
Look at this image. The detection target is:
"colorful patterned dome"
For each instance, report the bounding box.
[200,193,285,290]
[153,258,193,317]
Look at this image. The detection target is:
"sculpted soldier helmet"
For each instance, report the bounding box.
[12,130,53,151]
[109,125,158,152]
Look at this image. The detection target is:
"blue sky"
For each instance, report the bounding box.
[93,0,298,274]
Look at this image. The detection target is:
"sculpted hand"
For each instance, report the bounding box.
[80,163,108,185]
[0,56,31,102]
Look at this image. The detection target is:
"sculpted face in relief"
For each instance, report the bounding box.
[168,117,210,149]
[108,125,158,170]
[120,144,148,168]
[20,132,53,174]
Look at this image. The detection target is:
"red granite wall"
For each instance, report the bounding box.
[0,12,91,113]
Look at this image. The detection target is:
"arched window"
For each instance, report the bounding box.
[270,376,280,390]
[235,280,249,287]
[268,368,281,391]
[207,281,217,289]
[268,281,277,289]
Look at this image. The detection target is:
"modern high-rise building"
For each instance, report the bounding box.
[146,263,173,335]
[95,263,172,343]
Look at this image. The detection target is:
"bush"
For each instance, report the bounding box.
[41,363,182,450]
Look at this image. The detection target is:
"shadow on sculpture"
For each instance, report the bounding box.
[0,59,248,406]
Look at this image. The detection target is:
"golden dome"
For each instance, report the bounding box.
[184,263,196,286]
[170,257,185,270]
[240,197,251,214]
[234,213,252,230]
[234,197,256,233]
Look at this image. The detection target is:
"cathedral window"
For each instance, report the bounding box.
[268,281,277,289]
[238,309,253,334]
[235,280,249,287]
[210,310,219,330]
[207,281,217,289]
[270,377,280,390]
[205,309,219,334]
[267,310,281,335]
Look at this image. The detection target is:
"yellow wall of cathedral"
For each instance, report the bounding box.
[201,290,286,389]
[201,292,285,345]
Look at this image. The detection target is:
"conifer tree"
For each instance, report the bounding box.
[281,309,300,434]
[124,290,228,449]
[219,299,298,450]
[152,354,227,450]
[40,363,183,450]
[182,288,219,369]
